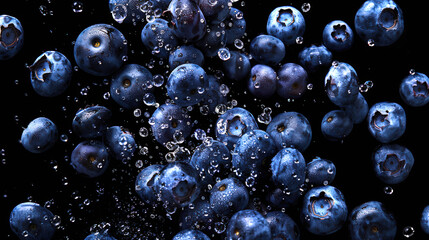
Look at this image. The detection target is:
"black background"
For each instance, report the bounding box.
[1,0,429,239]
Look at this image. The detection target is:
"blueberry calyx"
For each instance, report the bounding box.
[412,81,429,97]
[331,24,349,42]
[277,8,294,26]
[378,7,399,31]
[0,24,22,48]
[371,111,390,131]
[381,153,405,175]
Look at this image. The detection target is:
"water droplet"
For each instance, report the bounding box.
[296,36,304,44]
[403,226,415,238]
[384,186,394,195]
[40,5,48,16]
[219,84,229,96]
[143,92,156,106]
[368,39,375,47]
[234,39,244,49]
[111,4,128,24]
[301,3,311,12]
[152,74,164,87]
[139,127,149,137]
[218,48,231,61]
[307,83,313,90]
[72,1,83,13]
[135,160,144,168]
[409,69,416,75]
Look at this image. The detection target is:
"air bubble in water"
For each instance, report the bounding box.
[367,39,375,47]
[72,1,83,13]
[152,74,164,87]
[234,39,244,49]
[384,186,393,195]
[111,4,128,24]
[403,226,415,238]
[296,36,304,44]
[301,3,311,12]
[218,48,231,61]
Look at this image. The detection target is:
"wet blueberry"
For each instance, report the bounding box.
[399,72,429,107]
[306,157,336,186]
[169,45,205,70]
[421,205,429,235]
[372,144,414,184]
[265,211,300,240]
[71,140,110,178]
[323,20,354,52]
[271,147,306,193]
[0,15,24,60]
[141,18,178,59]
[276,63,308,99]
[84,232,117,240]
[226,209,272,240]
[325,62,359,107]
[21,117,58,154]
[248,64,277,99]
[250,34,285,66]
[266,6,305,45]
[135,164,164,203]
[210,177,249,216]
[298,44,333,73]
[224,8,246,45]
[172,229,210,240]
[103,126,137,163]
[222,50,251,81]
[344,93,369,124]
[367,102,406,143]
[72,105,112,139]
[321,110,353,141]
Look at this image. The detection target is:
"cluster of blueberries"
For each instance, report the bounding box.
[3,0,429,239]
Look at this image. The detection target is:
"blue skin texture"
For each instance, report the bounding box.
[248,64,277,99]
[29,51,72,97]
[271,148,306,192]
[135,164,164,203]
[103,126,137,163]
[399,72,429,107]
[201,75,227,114]
[300,185,348,235]
[21,117,58,154]
[109,0,146,24]
[190,139,231,186]
[141,18,178,59]
[195,22,226,57]
[265,211,300,240]
[267,6,305,45]
[72,105,112,139]
[149,103,192,145]
[172,229,210,240]
[179,199,217,232]
[250,34,285,66]
[154,162,201,209]
[167,0,207,42]
[0,15,24,60]
[84,232,117,240]
[420,205,429,235]
[355,0,404,47]
[71,140,110,178]
[225,8,246,45]
[277,63,308,99]
[9,202,55,240]
[266,111,312,152]
[226,209,272,240]
[210,177,249,216]
[372,144,414,184]
[325,62,359,107]
[306,157,336,186]
[298,44,333,73]
[268,187,302,209]
[166,63,209,106]
[199,0,230,23]
[169,45,204,70]
[367,102,406,143]
[215,107,259,150]
[74,24,127,76]
[348,201,397,240]
[222,51,251,81]
[344,93,369,124]
[321,110,353,141]
[232,129,277,180]
[110,64,153,109]
[323,20,354,52]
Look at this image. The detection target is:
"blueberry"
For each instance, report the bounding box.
[367,102,406,143]
[169,45,205,70]
[172,229,210,240]
[9,202,56,240]
[372,144,414,184]
[109,0,146,24]
[29,51,72,97]
[149,103,192,146]
[190,139,231,186]
[226,209,272,240]
[267,187,302,209]
[355,0,404,47]
[232,129,277,180]
[276,63,308,99]
[200,75,227,114]
[266,111,312,152]
[266,6,305,45]
[321,110,353,141]
[224,8,246,45]
[210,177,249,216]
[166,0,207,42]
[298,44,333,73]
[84,232,117,240]
[306,157,336,186]
[250,34,285,66]
[71,140,110,178]
[103,126,137,163]
[215,107,259,150]
[348,201,397,240]
[300,185,348,235]
[110,64,153,109]
[421,205,429,235]
[195,22,227,57]
[265,211,300,240]
[271,148,306,192]
[74,24,127,76]
[21,117,58,154]
[199,0,230,23]
[322,20,354,52]
[399,72,429,107]
[343,93,369,124]
[135,164,164,203]
[166,63,209,106]
[141,18,178,59]
[154,162,201,209]
[0,15,24,60]
[222,50,251,81]
[72,105,112,139]
[248,64,277,99]
[179,199,217,232]
[325,62,359,107]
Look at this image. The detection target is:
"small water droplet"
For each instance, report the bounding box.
[218,48,231,61]
[72,1,83,13]
[403,226,415,238]
[367,39,375,47]
[301,3,311,12]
